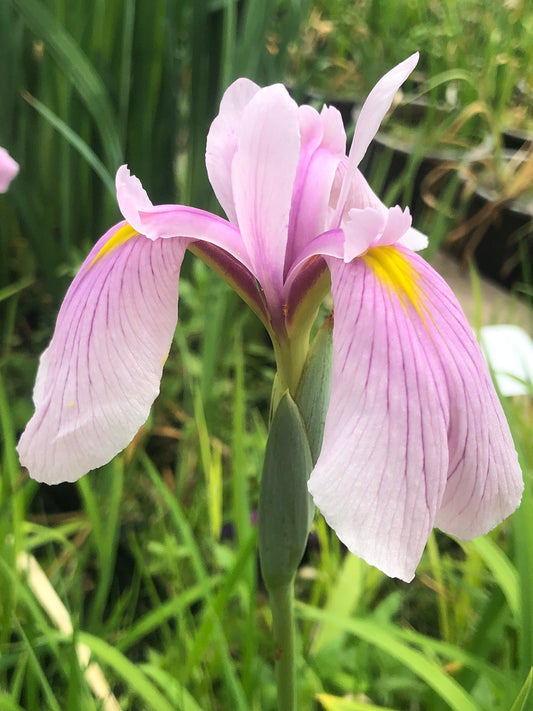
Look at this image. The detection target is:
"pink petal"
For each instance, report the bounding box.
[286,105,346,272]
[343,208,386,261]
[284,228,344,289]
[206,78,261,224]
[378,205,412,246]
[116,165,153,233]
[332,53,419,226]
[136,205,255,274]
[309,247,522,581]
[0,147,19,192]
[231,84,301,304]
[331,164,428,252]
[398,225,428,251]
[116,166,255,274]
[17,224,186,483]
[341,205,412,262]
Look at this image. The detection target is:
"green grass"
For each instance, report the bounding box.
[2,258,532,710]
[1,1,533,709]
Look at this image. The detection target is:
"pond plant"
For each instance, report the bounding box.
[15,55,525,710]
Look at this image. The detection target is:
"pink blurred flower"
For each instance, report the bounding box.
[18,55,522,581]
[0,147,19,192]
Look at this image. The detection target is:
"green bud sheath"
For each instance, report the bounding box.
[295,316,333,465]
[258,392,313,590]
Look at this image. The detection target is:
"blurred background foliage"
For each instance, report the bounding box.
[1,1,533,709]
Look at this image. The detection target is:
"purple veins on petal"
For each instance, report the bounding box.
[17,228,187,483]
[308,247,522,582]
[17,52,522,580]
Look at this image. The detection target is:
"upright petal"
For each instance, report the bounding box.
[332,53,419,226]
[231,84,301,303]
[350,53,419,169]
[17,224,186,483]
[206,78,261,224]
[309,247,522,581]
[0,147,19,192]
[286,105,346,273]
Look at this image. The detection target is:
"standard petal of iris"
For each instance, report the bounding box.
[349,53,419,168]
[17,224,186,483]
[231,84,301,301]
[285,104,346,271]
[309,247,522,581]
[332,53,419,225]
[205,78,261,224]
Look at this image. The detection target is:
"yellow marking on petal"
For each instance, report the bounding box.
[363,246,428,323]
[88,223,140,270]
[69,401,74,408]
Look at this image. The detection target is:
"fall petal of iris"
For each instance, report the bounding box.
[17,225,186,483]
[309,248,522,581]
[309,253,448,581]
[406,254,524,539]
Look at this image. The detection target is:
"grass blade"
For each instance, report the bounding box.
[78,632,176,711]
[21,91,115,194]
[298,604,481,711]
[10,0,122,167]
[510,668,533,711]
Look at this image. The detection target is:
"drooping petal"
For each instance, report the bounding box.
[309,247,522,581]
[206,78,261,224]
[231,84,301,303]
[309,251,448,581]
[332,53,419,226]
[17,224,186,483]
[0,147,19,192]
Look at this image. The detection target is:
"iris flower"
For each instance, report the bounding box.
[18,54,522,581]
[0,147,19,192]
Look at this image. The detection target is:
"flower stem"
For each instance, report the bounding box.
[269,578,297,711]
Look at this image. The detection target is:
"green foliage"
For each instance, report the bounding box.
[1,1,532,709]
[259,392,313,589]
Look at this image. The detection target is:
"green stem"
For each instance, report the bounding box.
[269,578,297,711]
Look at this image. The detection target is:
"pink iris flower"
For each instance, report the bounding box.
[0,147,19,192]
[17,54,523,581]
